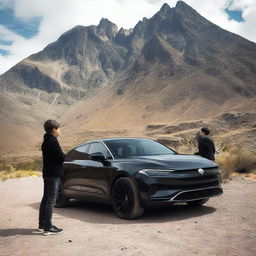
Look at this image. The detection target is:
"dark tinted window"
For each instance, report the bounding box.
[66,144,90,160]
[88,142,112,159]
[76,144,90,153]
[104,139,175,158]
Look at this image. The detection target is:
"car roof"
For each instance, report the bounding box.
[76,137,153,148]
[102,137,153,142]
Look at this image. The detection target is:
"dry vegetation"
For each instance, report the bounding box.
[0,169,41,181]
[0,158,42,181]
[216,145,256,180]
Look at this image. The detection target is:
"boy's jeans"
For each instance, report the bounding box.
[39,177,60,229]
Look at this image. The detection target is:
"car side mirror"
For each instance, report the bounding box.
[90,152,106,162]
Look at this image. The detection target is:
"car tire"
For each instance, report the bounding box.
[111,177,144,219]
[187,198,209,206]
[55,181,69,208]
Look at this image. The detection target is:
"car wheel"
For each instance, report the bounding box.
[111,177,144,219]
[55,181,69,208]
[187,198,209,206]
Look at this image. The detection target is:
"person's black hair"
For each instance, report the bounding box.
[201,127,210,135]
[44,120,60,134]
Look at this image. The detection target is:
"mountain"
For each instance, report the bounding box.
[0,1,256,158]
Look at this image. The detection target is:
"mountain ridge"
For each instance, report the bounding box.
[0,1,256,157]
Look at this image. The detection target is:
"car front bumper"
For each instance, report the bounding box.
[134,169,223,207]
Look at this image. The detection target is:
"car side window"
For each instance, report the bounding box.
[88,142,112,159]
[67,144,90,160]
[76,144,90,153]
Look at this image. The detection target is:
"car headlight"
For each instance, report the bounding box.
[138,169,175,177]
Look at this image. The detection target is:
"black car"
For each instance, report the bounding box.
[56,138,223,219]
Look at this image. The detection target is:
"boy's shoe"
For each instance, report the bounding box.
[42,226,63,236]
[38,225,45,232]
[38,225,61,232]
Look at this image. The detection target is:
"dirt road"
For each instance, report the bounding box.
[0,177,255,256]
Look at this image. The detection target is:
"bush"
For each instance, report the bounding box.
[0,158,42,181]
[14,158,42,171]
[0,160,12,172]
[216,145,256,180]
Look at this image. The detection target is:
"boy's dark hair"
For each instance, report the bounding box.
[201,127,210,135]
[44,120,60,134]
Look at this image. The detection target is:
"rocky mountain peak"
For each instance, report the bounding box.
[158,3,172,16]
[174,0,210,28]
[175,0,197,14]
[98,18,116,29]
[1,1,256,102]
[98,18,118,40]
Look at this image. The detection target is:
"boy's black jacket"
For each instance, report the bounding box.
[41,133,66,178]
[195,137,216,161]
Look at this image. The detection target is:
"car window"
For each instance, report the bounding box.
[105,139,175,158]
[76,144,90,153]
[66,144,90,160]
[88,142,112,159]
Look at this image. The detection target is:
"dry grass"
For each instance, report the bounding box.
[14,158,42,170]
[0,169,41,181]
[0,158,42,181]
[230,170,256,181]
[0,160,12,172]
[216,145,256,180]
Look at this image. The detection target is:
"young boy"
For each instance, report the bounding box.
[195,127,216,161]
[39,119,66,236]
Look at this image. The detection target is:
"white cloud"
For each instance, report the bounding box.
[183,0,256,43]
[0,0,255,75]
[228,0,255,10]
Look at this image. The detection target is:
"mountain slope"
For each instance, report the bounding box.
[0,1,256,157]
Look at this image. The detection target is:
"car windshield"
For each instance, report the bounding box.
[104,139,175,158]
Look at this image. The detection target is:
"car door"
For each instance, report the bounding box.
[63,143,93,199]
[64,142,116,203]
[85,142,116,202]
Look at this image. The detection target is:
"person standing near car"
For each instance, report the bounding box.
[195,127,216,161]
[38,119,66,236]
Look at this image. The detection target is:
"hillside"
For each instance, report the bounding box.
[0,1,256,158]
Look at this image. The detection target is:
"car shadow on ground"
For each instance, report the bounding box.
[30,200,216,225]
[0,229,42,237]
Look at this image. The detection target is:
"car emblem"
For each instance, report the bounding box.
[198,168,204,175]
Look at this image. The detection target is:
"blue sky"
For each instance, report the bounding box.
[225,8,244,22]
[0,8,41,38]
[0,0,255,75]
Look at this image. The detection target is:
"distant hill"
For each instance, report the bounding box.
[0,1,256,158]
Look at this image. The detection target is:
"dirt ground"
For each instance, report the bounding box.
[0,176,255,256]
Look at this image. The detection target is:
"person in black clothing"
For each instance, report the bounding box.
[195,127,216,161]
[38,119,66,236]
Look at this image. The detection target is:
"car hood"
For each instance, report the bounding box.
[127,154,217,170]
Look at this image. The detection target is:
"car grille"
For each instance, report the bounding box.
[172,167,218,174]
[172,187,223,201]
[157,179,220,190]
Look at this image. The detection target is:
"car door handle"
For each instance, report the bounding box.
[81,166,87,169]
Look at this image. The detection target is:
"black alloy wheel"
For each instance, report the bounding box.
[111,177,144,219]
[187,198,209,206]
[55,181,69,208]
